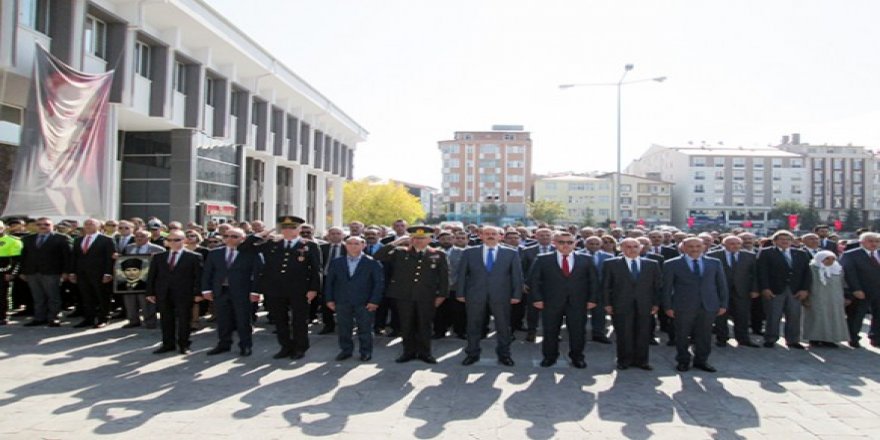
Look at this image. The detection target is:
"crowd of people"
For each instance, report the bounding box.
[0,215,877,374]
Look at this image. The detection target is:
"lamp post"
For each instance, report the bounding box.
[560,65,666,225]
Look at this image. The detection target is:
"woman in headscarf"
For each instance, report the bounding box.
[802,250,849,348]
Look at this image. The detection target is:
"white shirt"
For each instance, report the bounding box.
[624,256,640,272]
[556,252,574,270]
[483,245,500,265]
[284,238,301,249]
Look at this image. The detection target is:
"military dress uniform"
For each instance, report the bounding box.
[375,226,449,362]
[0,232,23,324]
[257,216,323,359]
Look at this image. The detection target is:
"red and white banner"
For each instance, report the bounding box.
[3,44,114,218]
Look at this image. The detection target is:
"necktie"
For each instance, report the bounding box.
[226,249,235,267]
[169,251,178,270]
[692,258,700,276]
[732,252,738,267]
[82,235,92,253]
[630,259,639,279]
[562,254,571,277]
[486,247,495,272]
[37,234,47,248]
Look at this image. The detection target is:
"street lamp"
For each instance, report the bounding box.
[560,65,666,225]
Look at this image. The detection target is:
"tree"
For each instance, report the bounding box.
[581,208,595,227]
[768,200,806,223]
[528,200,565,225]
[842,207,863,232]
[343,180,425,225]
[798,202,820,232]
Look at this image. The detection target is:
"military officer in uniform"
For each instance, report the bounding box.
[256,216,322,360]
[375,226,449,363]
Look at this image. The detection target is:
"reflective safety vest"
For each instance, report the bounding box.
[0,234,23,257]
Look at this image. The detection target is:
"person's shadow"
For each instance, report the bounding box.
[233,362,344,420]
[597,371,674,439]
[405,368,502,438]
[503,370,596,439]
[672,375,759,439]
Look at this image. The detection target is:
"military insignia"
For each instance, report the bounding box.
[430,264,437,269]
[298,257,305,262]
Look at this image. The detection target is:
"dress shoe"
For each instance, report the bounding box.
[825,342,839,348]
[318,327,335,335]
[24,320,48,327]
[73,320,92,328]
[693,363,717,373]
[240,347,252,357]
[540,358,556,368]
[122,322,141,329]
[715,339,728,348]
[207,346,231,356]
[786,342,806,350]
[849,340,862,349]
[418,354,438,364]
[179,347,191,355]
[335,352,352,361]
[290,352,306,360]
[92,322,107,329]
[592,335,612,344]
[360,354,372,362]
[273,349,293,359]
[737,340,760,348]
[763,341,775,348]
[676,363,690,372]
[570,359,587,369]
[47,321,61,328]
[395,353,416,363]
[525,331,537,343]
[637,364,654,371]
[153,346,176,354]
[498,356,515,367]
[461,355,480,366]
[616,363,629,370]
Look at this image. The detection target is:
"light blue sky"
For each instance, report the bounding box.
[209,0,880,187]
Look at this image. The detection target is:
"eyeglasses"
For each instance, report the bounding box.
[556,240,575,245]
[224,235,243,239]
[166,238,183,242]
[36,223,50,227]
[186,234,198,239]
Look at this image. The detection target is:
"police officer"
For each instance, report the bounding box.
[257,216,322,360]
[375,226,449,363]
[0,221,23,325]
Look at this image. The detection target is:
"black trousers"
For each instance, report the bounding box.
[750,296,765,334]
[846,294,880,343]
[266,292,310,353]
[612,307,652,367]
[214,287,253,349]
[511,294,539,332]
[159,295,194,349]
[714,291,752,342]
[674,308,714,365]
[77,273,110,323]
[0,277,9,320]
[433,291,466,336]
[396,298,436,356]
[541,300,586,361]
[11,277,31,311]
[374,297,400,332]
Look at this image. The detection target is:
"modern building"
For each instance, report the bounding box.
[532,174,611,224]
[389,180,439,221]
[0,0,367,231]
[776,133,876,223]
[627,144,808,228]
[438,125,532,224]
[597,172,673,227]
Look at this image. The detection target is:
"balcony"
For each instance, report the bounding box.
[82,53,107,74]
[132,75,151,115]
[171,91,186,126]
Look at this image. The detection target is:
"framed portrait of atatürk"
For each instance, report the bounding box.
[113,255,151,294]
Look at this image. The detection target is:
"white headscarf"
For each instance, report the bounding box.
[810,250,842,286]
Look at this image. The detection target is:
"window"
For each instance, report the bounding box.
[444,159,460,168]
[84,15,107,60]
[508,175,524,182]
[479,159,497,168]
[134,41,151,79]
[173,62,187,94]
[733,170,745,180]
[854,159,864,170]
[791,185,802,195]
[733,196,745,206]
[753,160,764,169]
[440,144,460,154]
[833,158,844,170]
[21,0,50,34]
[480,144,499,154]
[463,134,473,140]
[832,171,843,182]
[771,158,782,168]
[694,184,705,193]
[251,101,259,124]
[714,170,724,180]
[620,184,632,192]
[230,92,242,117]
[813,158,824,170]
[692,157,706,167]
[544,182,557,190]
[620,197,632,205]
[503,133,515,140]
[733,158,745,168]
[205,77,215,106]
[509,145,524,153]
[444,173,460,183]
[791,158,803,168]
[507,160,523,168]
[714,159,725,168]
[694,171,705,180]
[754,174,764,182]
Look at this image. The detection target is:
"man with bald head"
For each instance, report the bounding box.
[70,219,116,328]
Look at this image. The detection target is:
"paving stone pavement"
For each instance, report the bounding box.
[2,315,880,439]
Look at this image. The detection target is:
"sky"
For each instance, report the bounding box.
[208,0,880,188]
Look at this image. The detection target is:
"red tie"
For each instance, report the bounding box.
[562,254,571,277]
[82,235,92,253]
[169,251,178,271]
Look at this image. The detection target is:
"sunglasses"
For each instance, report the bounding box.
[166,238,183,242]
[36,223,51,227]
[556,240,575,244]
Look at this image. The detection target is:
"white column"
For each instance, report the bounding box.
[332,176,344,226]
[291,163,307,217]
[262,155,278,223]
[315,173,328,232]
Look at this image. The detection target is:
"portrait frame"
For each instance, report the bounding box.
[113,255,152,294]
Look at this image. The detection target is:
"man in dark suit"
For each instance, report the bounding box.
[375,226,449,364]
[814,225,839,255]
[756,230,811,349]
[316,226,345,334]
[529,232,598,369]
[258,216,322,360]
[457,226,524,367]
[708,235,760,347]
[380,219,408,245]
[201,227,264,357]
[648,230,680,261]
[19,218,71,327]
[840,232,880,348]
[582,236,616,344]
[663,237,729,373]
[518,227,554,342]
[146,230,203,354]
[325,236,384,361]
[603,238,663,370]
[70,218,115,328]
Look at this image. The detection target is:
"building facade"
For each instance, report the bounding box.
[438,125,532,224]
[627,144,808,228]
[0,0,366,231]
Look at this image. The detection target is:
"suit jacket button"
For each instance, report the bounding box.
[280,270,286,273]
[414,278,419,282]
[415,272,420,276]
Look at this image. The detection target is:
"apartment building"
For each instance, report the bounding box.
[0,0,367,230]
[532,174,612,224]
